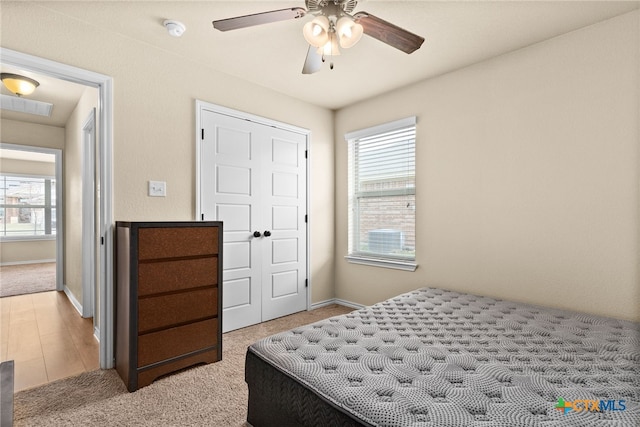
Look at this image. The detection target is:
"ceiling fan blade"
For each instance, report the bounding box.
[302,45,323,74]
[213,7,306,32]
[353,11,424,54]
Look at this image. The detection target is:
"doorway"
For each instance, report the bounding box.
[0,144,62,295]
[0,144,99,391]
[0,145,64,290]
[1,48,114,369]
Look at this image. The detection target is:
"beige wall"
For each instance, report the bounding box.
[335,11,640,321]
[4,4,636,320]
[0,157,55,176]
[0,240,56,265]
[0,119,65,150]
[64,87,99,300]
[0,2,336,304]
[0,120,63,265]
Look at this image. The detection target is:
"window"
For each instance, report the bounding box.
[0,174,56,239]
[346,117,417,271]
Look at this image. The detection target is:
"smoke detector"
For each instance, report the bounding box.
[163,20,186,37]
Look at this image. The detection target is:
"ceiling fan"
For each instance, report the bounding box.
[212,0,425,74]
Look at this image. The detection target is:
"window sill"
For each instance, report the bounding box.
[345,255,417,272]
[1,236,56,242]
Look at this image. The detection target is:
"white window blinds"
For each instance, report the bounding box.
[346,117,416,268]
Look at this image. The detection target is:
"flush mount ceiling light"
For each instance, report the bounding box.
[163,20,186,37]
[1,73,40,97]
[212,0,424,74]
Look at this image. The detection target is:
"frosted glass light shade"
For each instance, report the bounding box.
[317,32,341,56]
[303,16,330,48]
[1,73,39,97]
[336,17,363,48]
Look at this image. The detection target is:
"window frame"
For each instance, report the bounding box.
[0,172,57,241]
[345,116,418,271]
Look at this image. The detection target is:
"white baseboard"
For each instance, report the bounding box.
[63,285,83,316]
[310,298,364,311]
[0,259,56,267]
[334,298,365,310]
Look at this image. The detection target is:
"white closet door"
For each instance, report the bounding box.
[200,109,307,332]
[261,127,307,322]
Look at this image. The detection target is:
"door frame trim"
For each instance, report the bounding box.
[81,109,96,319]
[194,100,312,312]
[1,48,115,369]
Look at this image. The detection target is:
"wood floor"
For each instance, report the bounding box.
[0,291,99,392]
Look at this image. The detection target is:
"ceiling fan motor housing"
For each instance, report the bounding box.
[306,0,358,16]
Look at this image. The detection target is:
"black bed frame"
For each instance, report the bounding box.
[245,350,374,427]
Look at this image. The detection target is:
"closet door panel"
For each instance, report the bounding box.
[200,107,307,332]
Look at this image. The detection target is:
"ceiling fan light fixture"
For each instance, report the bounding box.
[336,17,363,48]
[317,31,340,57]
[1,73,39,97]
[211,2,425,75]
[303,15,329,47]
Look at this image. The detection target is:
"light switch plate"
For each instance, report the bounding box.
[148,180,166,197]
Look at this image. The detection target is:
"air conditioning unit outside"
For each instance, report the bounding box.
[368,229,404,254]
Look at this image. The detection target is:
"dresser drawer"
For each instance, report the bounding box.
[138,227,218,260]
[138,318,218,367]
[138,257,218,296]
[138,287,218,333]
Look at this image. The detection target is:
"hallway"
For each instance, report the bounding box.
[0,291,99,391]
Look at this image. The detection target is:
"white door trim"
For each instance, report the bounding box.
[0,48,115,369]
[81,109,96,319]
[195,100,312,313]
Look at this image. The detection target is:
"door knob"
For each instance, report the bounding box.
[264,230,272,237]
[253,231,261,238]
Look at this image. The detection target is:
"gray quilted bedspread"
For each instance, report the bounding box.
[249,287,640,426]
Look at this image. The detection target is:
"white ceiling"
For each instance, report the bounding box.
[1,1,638,126]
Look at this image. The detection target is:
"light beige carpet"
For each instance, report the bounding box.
[13,304,353,426]
[0,263,56,297]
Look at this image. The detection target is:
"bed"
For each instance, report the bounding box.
[245,287,640,426]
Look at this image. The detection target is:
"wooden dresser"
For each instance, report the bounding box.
[115,221,223,391]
